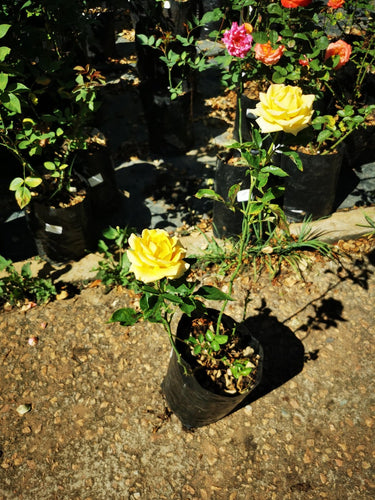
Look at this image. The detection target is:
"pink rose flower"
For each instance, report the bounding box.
[254,41,285,66]
[324,40,352,69]
[222,22,253,59]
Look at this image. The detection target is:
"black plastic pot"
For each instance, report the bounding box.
[344,125,375,169]
[75,146,120,215]
[281,146,345,222]
[139,84,194,154]
[26,191,95,264]
[212,153,249,239]
[133,0,196,153]
[161,310,263,428]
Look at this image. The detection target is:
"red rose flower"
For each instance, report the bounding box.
[281,0,312,8]
[298,56,310,67]
[327,0,345,8]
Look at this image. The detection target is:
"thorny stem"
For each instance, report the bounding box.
[355,38,375,100]
[265,131,280,165]
[215,131,280,335]
[161,313,183,367]
[0,129,38,179]
[156,280,185,370]
[215,170,257,336]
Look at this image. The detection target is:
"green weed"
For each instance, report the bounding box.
[94,226,135,291]
[0,256,56,306]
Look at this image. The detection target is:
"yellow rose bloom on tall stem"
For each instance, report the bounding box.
[252,84,315,136]
[127,229,189,283]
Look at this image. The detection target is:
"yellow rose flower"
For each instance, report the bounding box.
[127,229,190,283]
[252,84,315,136]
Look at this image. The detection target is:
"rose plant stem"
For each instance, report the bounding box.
[215,170,256,336]
[214,131,279,335]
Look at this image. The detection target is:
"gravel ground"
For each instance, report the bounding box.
[1,239,374,500]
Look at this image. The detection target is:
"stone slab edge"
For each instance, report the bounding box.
[1,207,374,283]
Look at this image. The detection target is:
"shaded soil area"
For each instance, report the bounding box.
[1,241,374,499]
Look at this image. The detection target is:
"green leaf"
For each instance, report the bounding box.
[2,92,21,113]
[18,140,31,149]
[215,335,228,345]
[15,185,31,209]
[272,72,286,84]
[199,8,223,26]
[9,82,28,93]
[252,31,269,44]
[0,24,11,39]
[193,344,201,355]
[0,46,11,62]
[211,340,220,351]
[317,129,332,143]
[102,226,119,240]
[25,176,42,188]
[267,3,283,15]
[140,294,163,322]
[9,177,24,191]
[195,286,233,301]
[97,239,109,253]
[315,36,329,50]
[108,308,141,326]
[44,161,56,170]
[262,166,289,177]
[0,72,8,91]
[228,183,241,205]
[161,292,183,304]
[21,262,32,278]
[205,330,214,342]
[136,34,150,45]
[141,284,159,295]
[195,189,224,202]
[286,71,300,81]
[283,151,303,171]
[179,297,201,315]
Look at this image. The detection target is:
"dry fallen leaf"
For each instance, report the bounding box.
[56,290,69,300]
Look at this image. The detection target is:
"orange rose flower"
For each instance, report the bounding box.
[254,41,285,66]
[327,0,345,8]
[324,40,352,69]
[281,0,312,7]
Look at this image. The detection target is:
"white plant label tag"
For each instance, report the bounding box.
[237,189,250,202]
[163,1,171,8]
[45,223,63,235]
[88,173,104,187]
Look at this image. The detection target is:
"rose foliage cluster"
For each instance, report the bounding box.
[218,0,374,152]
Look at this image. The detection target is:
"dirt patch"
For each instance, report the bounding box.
[1,243,374,499]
